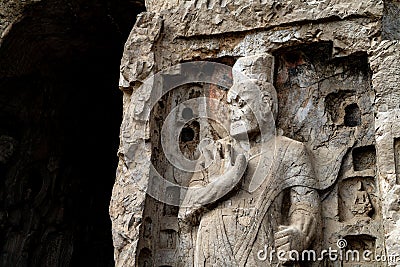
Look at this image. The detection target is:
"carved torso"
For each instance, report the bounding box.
[193,136,315,266]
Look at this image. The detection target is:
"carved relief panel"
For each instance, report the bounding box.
[110,2,400,266]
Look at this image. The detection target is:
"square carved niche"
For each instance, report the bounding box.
[338,177,377,222]
[343,235,376,265]
[352,145,376,172]
[325,91,361,127]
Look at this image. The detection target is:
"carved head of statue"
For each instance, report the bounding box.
[227,78,277,139]
[226,54,277,139]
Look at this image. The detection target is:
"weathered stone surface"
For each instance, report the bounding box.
[383,0,400,40]
[119,12,163,90]
[145,0,383,37]
[111,1,400,266]
[120,17,381,90]
[0,0,38,42]
[369,40,400,266]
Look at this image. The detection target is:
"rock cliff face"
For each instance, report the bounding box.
[111,0,400,266]
[0,0,144,266]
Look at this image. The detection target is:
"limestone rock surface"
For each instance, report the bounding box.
[111,1,400,266]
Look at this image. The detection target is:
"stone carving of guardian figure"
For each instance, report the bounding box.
[179,54,321,266]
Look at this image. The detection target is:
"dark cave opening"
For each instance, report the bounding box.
[344,103,362,127]
[0,0,145,266]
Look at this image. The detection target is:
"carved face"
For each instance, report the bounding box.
[229,97,257,138]
[228,80,276,139]
[228,82,259,138]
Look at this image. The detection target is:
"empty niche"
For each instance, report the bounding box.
[395,138,400,184]
[325,91,360,126]
[180,127,195,142]
[159,229,177,249]
[352,145,376,171]
[179,121,200,160]
[138,248,153,267]
[338,177,376,222]
[343,235,376,264]
[344,103,361,127]
[180,121,198,143]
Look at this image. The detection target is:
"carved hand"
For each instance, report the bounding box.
[182,153,247,207]
[200,139,235,178]
[275,225,306,257]
[178,141,247,222]
[274,214,316,263]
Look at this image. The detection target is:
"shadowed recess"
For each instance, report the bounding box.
[0,0,145,266]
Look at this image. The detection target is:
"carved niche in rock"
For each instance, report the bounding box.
[130,50,381,266]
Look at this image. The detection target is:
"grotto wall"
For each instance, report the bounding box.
[111,0,400,266]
